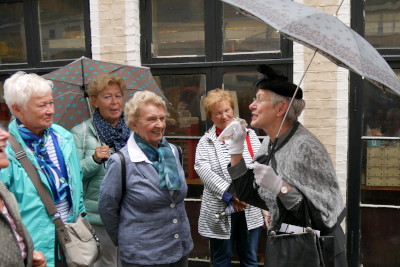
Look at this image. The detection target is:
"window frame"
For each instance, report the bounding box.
[0,0,91,74]
[140,0,292,64]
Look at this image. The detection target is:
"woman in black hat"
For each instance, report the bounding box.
[220,65,348,267]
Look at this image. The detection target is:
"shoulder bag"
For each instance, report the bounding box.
[264,198,334,267]
[8,135,102,267]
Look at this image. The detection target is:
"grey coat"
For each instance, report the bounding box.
[0,181,33,267]
[99,135,193,265]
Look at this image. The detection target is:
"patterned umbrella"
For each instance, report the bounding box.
[222,0,400,95]
[43,56,167,130]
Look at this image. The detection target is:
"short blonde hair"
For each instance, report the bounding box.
[202,89,234,119]
[88,74,126,107]
[124,91,166,127]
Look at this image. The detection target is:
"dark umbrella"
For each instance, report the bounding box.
[43,56,167,130]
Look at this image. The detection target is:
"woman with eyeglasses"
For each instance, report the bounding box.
[0,71,85,267]
[221,65,347,267]
[194,88,264,267]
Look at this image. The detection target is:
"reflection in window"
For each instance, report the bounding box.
[38,0,86,61]
[155,74,205,180]
[361,74,400,206]
[223,71,259,129]
[152,0,205,57]
[155,74,206,135]
[223,3,280,54]
[365,0,400,49]
[0,2,27,64]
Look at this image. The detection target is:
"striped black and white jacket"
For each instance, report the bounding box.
[194,124,264,239]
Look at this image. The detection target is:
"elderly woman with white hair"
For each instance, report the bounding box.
[0,71,85,267]
[99,91,193,267]
[221,65,347,267]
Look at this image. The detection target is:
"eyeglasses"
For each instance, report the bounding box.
[252,96,272,104]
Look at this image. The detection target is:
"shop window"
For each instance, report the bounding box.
[0,2,26,64]
[151,0,205,57]
[38,0,86,61]
[223,3,280,54]
[365,0,400,49]
[0,0,90,70]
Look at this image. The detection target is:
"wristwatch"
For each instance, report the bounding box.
[280,185,288,194]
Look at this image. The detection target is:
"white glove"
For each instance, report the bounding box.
[249,162,283,195]
[217,118,247,154]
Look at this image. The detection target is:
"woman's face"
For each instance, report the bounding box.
[131,103,166,147]
[210,100,234,131]
[13,92,54,136]
[0,127,10,169]
[92,83,124,126]
[249,89,281,131]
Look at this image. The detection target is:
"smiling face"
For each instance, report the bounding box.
[210,100,234,131]
[12,92,54,136]
[0,127,10,169]
[131,103,166,147]
[92,83,124,126]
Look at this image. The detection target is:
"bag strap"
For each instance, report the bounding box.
[115,151,126,206]
[170,143,183,166]
[8,135,65,228]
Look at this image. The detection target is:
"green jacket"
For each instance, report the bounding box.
[71,118,106,226]
[0,120,85,267]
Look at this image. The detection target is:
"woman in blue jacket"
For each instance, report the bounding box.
[99,91,193,267]
[0,72,85,267]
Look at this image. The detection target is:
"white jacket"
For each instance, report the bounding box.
[194,125,264,239]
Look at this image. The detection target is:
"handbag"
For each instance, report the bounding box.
[9,135,102,267]
[264,198,334,267]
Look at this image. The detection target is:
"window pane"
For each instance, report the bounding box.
[152,0,205,57]
[365,0,400,49]
[361,73,400,206]
[223,3,280,54]
[38,0,86,61]
[0,2,27,64]
[223,71,260,130]
[155,74,205,180]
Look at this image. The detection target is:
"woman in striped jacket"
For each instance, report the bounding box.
[194,89,264,267]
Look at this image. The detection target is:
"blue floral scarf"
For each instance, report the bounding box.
[134,133,182,190]
[93,109,130,151]
[17,120,71,205]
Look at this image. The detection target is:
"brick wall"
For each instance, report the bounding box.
[89,0,141,65]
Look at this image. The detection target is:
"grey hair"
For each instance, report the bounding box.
[3,71,53,116]
[270,91,305,121]
[124,91,166,127]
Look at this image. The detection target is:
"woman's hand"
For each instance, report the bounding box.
[32,250,47,267]
[232,196,248,212]
[93,145,110,163]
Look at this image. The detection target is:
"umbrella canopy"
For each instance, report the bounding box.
[43,56,167,130]
[222,0,400,96]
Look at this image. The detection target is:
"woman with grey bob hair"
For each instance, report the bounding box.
[0,71,85,267]
[99,91,193,267]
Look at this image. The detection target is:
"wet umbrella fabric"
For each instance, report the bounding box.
[43,56,166,130]
[222,0,400,95]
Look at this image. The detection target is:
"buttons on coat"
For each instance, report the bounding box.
[173,219,178,224]
[170,203,175,208]
[174,234,179,239]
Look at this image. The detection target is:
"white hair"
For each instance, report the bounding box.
[3,71,53,116]
[271,91,306,121]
